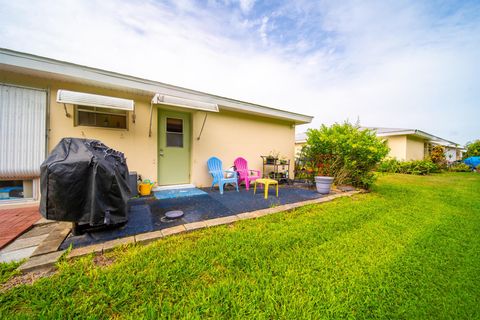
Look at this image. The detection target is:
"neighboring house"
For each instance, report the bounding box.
[365,127,462,162]
[0,48,313,206]
[295,132,307,157]
[295,127,462,161]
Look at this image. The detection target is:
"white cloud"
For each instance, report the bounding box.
[0,0,478,144]
[238,0,255,14]
[259,16,269,45]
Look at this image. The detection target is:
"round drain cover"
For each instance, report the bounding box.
[165,210,184,219]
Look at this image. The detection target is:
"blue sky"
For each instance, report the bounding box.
[0,0,479,144]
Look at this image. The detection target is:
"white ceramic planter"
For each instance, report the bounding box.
[315,176,334,194]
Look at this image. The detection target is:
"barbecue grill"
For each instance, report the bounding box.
[40,138,131,234]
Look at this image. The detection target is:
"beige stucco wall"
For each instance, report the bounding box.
[406,136,426,160]
[191,110,295,187]
[384,136,407,160]
[294,142,304,158]
[384,135,426,161]
[1,70,159,181]
[1,70,295,189]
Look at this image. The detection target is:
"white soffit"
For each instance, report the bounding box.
[152,93,219,112]
[56,89,134,111]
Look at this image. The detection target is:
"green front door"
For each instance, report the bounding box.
[158,110,191,185]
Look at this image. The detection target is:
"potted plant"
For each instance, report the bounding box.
[266,150,279,165]
[314,154,335,194]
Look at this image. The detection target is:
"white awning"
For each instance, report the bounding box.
[152,93,219,112]
[57,89,134,111]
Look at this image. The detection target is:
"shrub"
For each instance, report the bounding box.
[449,163,472,172]
[301,122,389,189]
[400,160,439,175]
[377,158,400,173]
[430,145,447,169]
[464,140,480,158]
[378,159,439,175]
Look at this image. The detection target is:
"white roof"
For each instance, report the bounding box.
[0,48,313,124]
[362,127,460,147]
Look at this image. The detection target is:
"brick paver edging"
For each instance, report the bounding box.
[18,190,362,273]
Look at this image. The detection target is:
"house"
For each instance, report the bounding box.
[295,132,308,157]
[365,127,462,162]
[295,127,462,161]
[0,48,313,206]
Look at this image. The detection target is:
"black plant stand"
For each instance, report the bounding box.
[261,156,291,184]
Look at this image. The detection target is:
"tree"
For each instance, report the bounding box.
[430,145,447,169]
[464,140,480,158]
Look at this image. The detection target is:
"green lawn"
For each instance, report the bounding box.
[0,261,21,286]
[1,173,479,319]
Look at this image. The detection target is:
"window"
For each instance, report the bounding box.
[166,118,183,147]
[424,142,432,157]
[75,106,128,129]
[0,180,33,201]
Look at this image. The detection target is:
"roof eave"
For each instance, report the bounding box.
[0,48,313,124]
[376,130,416,137]
[377,129,459,146]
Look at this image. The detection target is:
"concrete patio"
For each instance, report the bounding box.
[61,184,325,249]
[2,184,361,274]
[17,189,361,273]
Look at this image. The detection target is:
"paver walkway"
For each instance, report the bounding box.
[0,206,41,249]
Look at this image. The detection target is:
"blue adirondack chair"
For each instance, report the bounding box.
[207,157,239,194]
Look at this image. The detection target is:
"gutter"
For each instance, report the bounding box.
[413,129,459,147]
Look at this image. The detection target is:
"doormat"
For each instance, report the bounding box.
[154,188,207,200]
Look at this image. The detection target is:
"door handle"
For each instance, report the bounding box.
[159,149,164,157]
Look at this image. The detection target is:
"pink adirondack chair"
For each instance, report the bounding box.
[234,157,261,190]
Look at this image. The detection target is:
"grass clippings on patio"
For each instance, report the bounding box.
[1,173,479,319]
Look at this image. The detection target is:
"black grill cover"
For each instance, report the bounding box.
[40,138,130,226]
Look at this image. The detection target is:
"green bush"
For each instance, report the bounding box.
[377,158,401,173]
[378,159,439,175]
[464,140,480,158]
[430,145,447,169]
[301,122,389,189]
[400,160,439,175]
[449,163,472,172]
